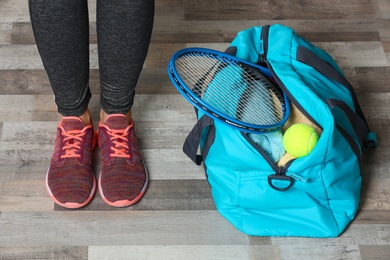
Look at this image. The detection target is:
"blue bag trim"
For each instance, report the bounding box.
[365,132,377,149]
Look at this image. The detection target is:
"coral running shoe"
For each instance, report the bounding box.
[98,114,148,207]
[46,117,97,209]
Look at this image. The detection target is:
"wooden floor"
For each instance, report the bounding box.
[1,0,389,259]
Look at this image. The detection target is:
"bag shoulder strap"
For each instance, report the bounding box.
[297,46,376,149]
[326,98,376,149]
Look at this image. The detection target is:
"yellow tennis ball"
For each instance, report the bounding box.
[283,124,319,158]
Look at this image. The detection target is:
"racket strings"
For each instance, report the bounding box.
[179,55,284,122]
[176,53,285,126]
[177,54,284,125]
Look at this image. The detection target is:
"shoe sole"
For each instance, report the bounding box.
[98,165,149,207]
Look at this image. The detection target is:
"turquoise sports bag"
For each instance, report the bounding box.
[182,24,376,237]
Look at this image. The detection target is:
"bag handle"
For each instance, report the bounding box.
[183,114,215,165]
[326,98,377,149]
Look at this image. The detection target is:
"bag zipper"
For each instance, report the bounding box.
[246,25,322,191]
[242,131,294,191]
[260,25,321,129]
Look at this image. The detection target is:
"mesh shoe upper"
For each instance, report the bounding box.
[98,114,148,207]
[46,117,96,208]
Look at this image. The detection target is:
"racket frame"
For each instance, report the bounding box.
[168,47,290,133]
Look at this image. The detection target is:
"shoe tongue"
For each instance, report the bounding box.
[104,115,129,129]
[61,118,86,131]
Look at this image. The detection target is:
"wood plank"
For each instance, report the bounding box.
[0,44,43,69]
[0,94,194,122]
[8,17,256,45]
[0,120,204,181]
[315,42,388,68]
[54,179,213,212]
[384,40,390,53]
[377,19,390,41]
[0,43,185,70]
[360,245,390,260]
[354,210,390,224]
[300,32,380,43]
[0,70,51,95]
[0,23,12,44]
[0,0,31,23]
[136,68,179,94]
[1,0,383,30]
[0,122,3,148]
[183,0,376,20]
[0,95,38,122]
[0,178,213,212]
[139,149,206,179]
[0,44,99,70]
[356,67,390,93]
[1,43,385,72]
[88,245,280,260]
[0,0,95,23]
[0,147,204,181]
[0,148,204,181]
[0,118,197,150]
[0,211,249,246]
[360,176,390,210]
[0,121,57,149]
[269,0,377,20]
[376,0,390,19]
[0,247,88,260]
[11,19,381,45]
[151,18,383,43]
[277,244,361,259]
[0,150,52,171]
[358,94,390,134]
[0,196,54,212]
[0,68,177,95]
[161,41,388,70]
[10,21,35,45]
[271,224,390,247]
[145,43,186,68]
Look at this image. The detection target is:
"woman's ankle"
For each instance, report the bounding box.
[59,108,92,126]
[100,109,132,124]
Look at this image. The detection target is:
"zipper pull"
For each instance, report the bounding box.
[256,26,268,65]
[255,41,265,64]
[267,167,294,191]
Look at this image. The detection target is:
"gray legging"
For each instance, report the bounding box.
[29,0,154,116]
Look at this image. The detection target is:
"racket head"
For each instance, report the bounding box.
[168,47,290,133]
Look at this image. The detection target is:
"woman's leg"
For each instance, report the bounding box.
[96,0,154,207]
[29,0,95,209]
[29,0,91,118]
[96,0,154,117]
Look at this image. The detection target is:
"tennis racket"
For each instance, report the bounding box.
[168,47,290,133]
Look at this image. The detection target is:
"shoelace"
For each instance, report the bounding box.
[61,130,85,159]
[108,129,131,159]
